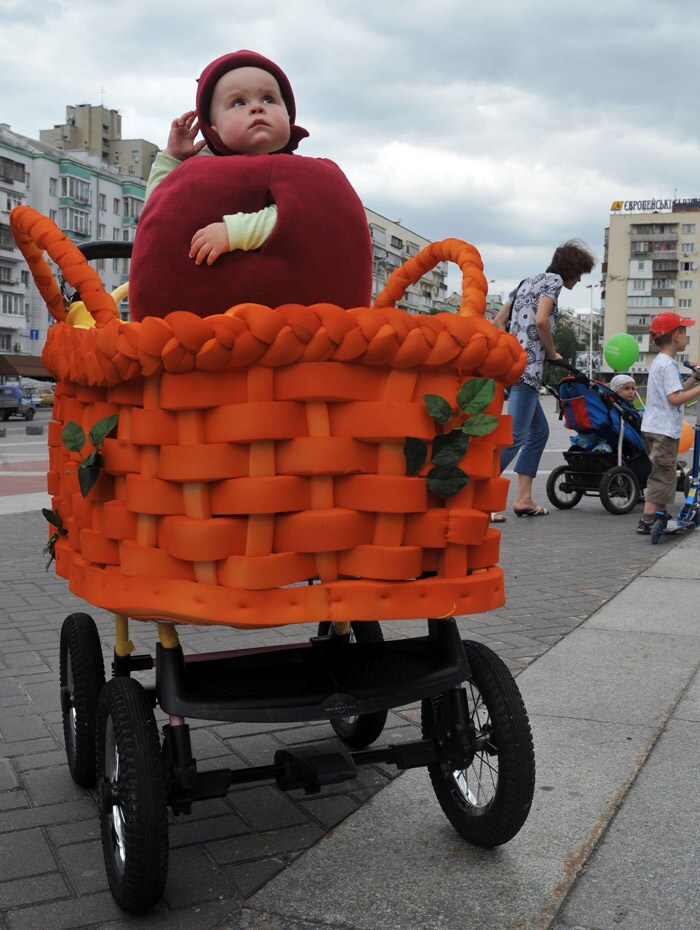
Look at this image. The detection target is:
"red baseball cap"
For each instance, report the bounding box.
[649,311,696,337]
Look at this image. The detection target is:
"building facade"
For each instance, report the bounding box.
[0,119,148,364]
[603,199,700,377]
[365,209,448,313]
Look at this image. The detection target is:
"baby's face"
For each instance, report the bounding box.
[210,66,291,154]
[617,382,636,401]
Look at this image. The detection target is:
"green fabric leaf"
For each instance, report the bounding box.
[432,429,470,466]
[42,508,65,533]
[423,394,453,425]
[62,421,85,453]
[426,465,470,498]
[89,414,118,449]
[456,378,496,414]
[403,437,428,475]
[78,452,104,498]
[461,413,499,437]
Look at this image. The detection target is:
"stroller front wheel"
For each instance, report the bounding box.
[546,465,582,510]
[600,466,640,516]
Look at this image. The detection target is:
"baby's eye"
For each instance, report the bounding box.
[231,98,246,108]
[262,94,276,104]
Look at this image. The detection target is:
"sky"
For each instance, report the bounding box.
[3,0,699,312]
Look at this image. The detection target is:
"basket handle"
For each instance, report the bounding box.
[10,206,119,326]
[372,238,488,318]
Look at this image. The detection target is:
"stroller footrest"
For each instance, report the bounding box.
[155,622,469,723]
[275,741,356,793]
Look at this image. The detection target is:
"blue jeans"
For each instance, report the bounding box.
[500,382,549,477]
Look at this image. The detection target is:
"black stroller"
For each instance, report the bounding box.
[544,364,686,515]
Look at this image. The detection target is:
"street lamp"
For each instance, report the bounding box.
[585,283,600,381]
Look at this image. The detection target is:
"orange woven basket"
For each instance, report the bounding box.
[11,207,525,629]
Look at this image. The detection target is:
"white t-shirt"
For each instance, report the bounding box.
[641,353,684,438]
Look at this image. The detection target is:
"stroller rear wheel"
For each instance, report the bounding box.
[60,613,105,787]
[546,465,583,509]
[600,466,640,515]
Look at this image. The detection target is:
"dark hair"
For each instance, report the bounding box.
[652,327,684,347]
[546,239,596,281]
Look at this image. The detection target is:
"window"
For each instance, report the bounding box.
[405,241,420,256]
[0,266,12,284]
[123,196,144,220]
[58,207,91,236]
[113,226,120,240]
[0,333,11,351]
[131,149,140,163]
[679,298,693,309]
[370,225,386,245]
[633,279,646,290]
[113,198,120,215]
[1,292,24,315]
[680,261,696,271]
[0,157,25,183]
[679,280,693,290]
[98,224,106,238]
[60,176,91,204]
[49,178,57,196]
[21,270,28,286]
[681,243,695,254]
[682,224,696,234]
[49,209,58,222]
[99,193,106,211]
[390,235,403,249]
[3,190,22,211]
[0,224,13,249]
[637,262,645,271]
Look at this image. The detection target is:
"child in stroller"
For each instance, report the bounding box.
[545,366,686,515]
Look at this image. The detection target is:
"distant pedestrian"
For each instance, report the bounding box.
[493,239,596,519]
[636,312,700,534]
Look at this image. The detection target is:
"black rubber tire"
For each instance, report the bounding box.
[96,677,169,914]
[599,466,640,515]
[546,465,583,509]
[24,407,35,421]
[59,613,105,787]
[1,410,10,421]
[317,621,388,747]
[422,640,535,848]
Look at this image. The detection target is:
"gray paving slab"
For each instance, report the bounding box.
[1,408,698,929]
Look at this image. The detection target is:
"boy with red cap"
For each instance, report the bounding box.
[636,311,700,534]
[129,50,372,320]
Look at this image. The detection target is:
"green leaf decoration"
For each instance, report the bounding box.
[456,378,496,414]
[423,394,453,425]
[461,413,499,437]
[432,429,470,467]
[426,465,470,498]
[78,452,104,498]
[404,437,428,476]
[42,508,65,534]
[62,421,85,453]
[89,414,118,449]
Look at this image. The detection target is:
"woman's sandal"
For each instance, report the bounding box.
[513,504,549,517]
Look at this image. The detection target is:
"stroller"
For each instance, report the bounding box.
[11,207,536,916]
[545,364,687,515]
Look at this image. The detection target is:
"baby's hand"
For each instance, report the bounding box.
[190,223,229,265]
[164,111,207,161]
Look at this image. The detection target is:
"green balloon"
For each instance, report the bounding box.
[604,333,639,372]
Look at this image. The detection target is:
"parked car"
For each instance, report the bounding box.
[39,387,55,406]
[0,384,37,420]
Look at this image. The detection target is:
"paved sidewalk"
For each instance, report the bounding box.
[0,473,693,929]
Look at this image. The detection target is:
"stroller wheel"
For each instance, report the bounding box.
[546,465,582,509]
[600,466,640,515]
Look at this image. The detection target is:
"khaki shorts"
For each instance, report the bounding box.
[643,432,679,510]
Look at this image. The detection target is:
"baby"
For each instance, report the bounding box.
[609,373,637,405]
[129,50,372,320]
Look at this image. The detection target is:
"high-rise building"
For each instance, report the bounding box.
[603,198,700,377]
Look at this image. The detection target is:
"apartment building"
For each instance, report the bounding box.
[603,198,700,376]
[366,209,448,313]
[0,121,148,367]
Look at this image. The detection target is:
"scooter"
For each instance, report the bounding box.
[651,362,700,543]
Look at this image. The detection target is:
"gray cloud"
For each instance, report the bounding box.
[3,0,698,308]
